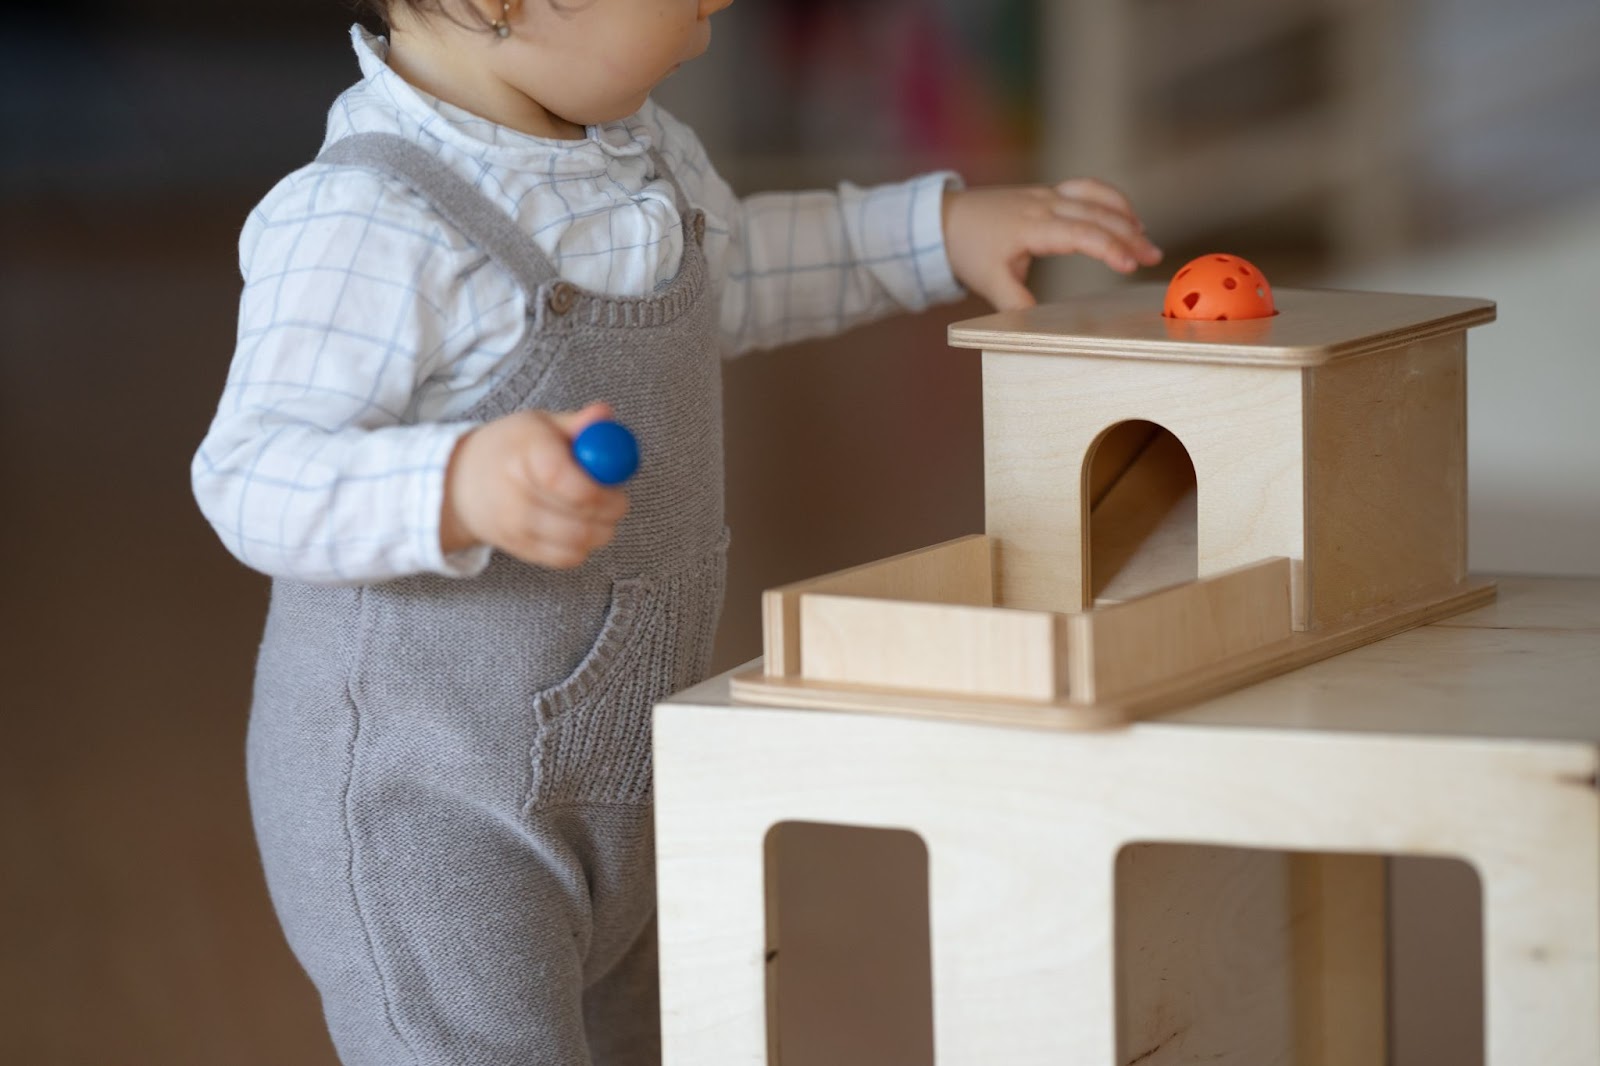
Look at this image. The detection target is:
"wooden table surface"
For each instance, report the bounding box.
[1156,575,1600,742]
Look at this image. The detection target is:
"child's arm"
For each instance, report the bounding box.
[643,101,962,355]
[192,168,622,583]
[717,178,963,355]
[642,102,1159,355]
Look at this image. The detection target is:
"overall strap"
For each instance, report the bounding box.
[318,132,561,293]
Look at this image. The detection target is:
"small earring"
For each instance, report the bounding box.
[491,0,511,37]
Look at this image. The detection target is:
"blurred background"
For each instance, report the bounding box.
[3,0,1596,1062]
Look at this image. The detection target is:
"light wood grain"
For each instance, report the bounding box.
[1116,844,1300,1065]
[1088,426,1197,601]
[1094,487,1197,606]
[1441,576,1600,631]
[661,581,1600,1066]
[1291,853,1389,1066]
[800,594,1066,703]
[1066,558,1292,704]
[1114,846,1387,1066]
[1085,419,1160,509]
[1158,578,1600,743]
[762,535,992,679]
[982,351,1307,621]
[1304,332,1468,628]
[977,289,1494,634]
[950,285,1496,368]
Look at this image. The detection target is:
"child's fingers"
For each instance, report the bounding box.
[528,454,629,520]
[504,503,621,570]
[1050,202,1163,266]
[1026,216,1152,273]
[507,455,627,568]
[1054,178,1140,222]
[1053,181,1162,266]
[518,413,628,516]
[528,477,630,526]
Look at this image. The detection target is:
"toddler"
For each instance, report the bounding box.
[192,0,1161,1063]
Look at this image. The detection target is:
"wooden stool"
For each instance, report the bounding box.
[654,577,1600,1064]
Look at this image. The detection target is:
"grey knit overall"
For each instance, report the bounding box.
[245,132,726,1066]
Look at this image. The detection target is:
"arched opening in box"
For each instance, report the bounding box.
[763,821,933,1066]
[1114,843,1484,1066]
[1084,420,1197,605]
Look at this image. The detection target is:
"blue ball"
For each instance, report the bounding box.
[572,420,640,486]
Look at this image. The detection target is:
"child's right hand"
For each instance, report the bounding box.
[441,403,629,569]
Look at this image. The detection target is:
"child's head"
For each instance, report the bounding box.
[376,0,734,132]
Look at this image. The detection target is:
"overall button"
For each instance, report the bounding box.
[547,281,578,315]
[692,212,707,245]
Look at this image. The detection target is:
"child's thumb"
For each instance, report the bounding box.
[549,402,616,440]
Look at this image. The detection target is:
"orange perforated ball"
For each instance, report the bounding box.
[1162,254,1276,320]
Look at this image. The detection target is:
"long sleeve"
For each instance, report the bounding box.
[191,167,498,584]
[640,102,967,357]
[195,89,971,585]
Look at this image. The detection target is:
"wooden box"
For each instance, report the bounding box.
[734,286,1498,726]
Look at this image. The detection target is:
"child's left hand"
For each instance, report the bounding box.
[943,181,1164,311]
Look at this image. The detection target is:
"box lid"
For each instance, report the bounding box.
[948,284,1496,368]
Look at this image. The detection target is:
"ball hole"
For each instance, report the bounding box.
[1216,314,1229,320]
[1222,277,1237,290]
[1183,292,1201,310]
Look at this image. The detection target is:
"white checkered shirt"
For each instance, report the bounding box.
[192,26,965,584]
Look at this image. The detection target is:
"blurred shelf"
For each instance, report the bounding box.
[1132,0,1371,86]
[1044,0,1413,276]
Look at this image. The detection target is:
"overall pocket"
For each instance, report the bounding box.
[523,535,728,811]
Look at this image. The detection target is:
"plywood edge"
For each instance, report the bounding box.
[730,668,1129,732]
[1105,577,1498,721]
[1315,308,1493,365]
[952,336,1333,368]
[948,288,1496,367]
[762,587,799,679]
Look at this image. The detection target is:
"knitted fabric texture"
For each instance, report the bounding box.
[247,132,725,1065]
